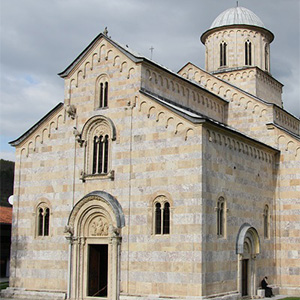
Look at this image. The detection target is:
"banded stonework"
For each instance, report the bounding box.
[2,5,299,300]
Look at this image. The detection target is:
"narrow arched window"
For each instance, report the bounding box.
[220,41,227,67]
[97,135,104,174]
[104,82,108,107]
[38,208,44,236]
[44,208,50,236]
[99,82,104,108]
[155,203,162,234]
[245,40,252,66]
[98,79,108,109]
[103,135,109,173]
[37,205,50,237]
[265,44,269,72]
[163,202,170,234]
[264,205,269,239]
[217,197,225,237]
[92,136,98,174]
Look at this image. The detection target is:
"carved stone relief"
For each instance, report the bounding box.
[89,216,109,236]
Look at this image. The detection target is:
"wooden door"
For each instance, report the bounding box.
[88,244,108,297]
[242,259,248,296]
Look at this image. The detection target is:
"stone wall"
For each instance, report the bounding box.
[202,123,277,296]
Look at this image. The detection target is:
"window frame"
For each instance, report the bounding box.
[264,43,270,72]
[36,203,51,238]
[263,204,270,239]
[220,41,227,67]
[153,196,171,236]
[216,197,227,238]
[81,115,116,181]
[95,75,109,109]
[245,39,252,66]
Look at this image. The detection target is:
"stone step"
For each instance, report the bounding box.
[0,287,66,300]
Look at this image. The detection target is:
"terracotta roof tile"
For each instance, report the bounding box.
[0,206,12,224]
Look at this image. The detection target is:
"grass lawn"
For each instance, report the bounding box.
[280,298,300,300]
[0,281,9,290]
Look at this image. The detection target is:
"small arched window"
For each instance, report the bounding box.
[155,203,162,234]
[220,41,227,67]
[154,197,170,235]
[37,205,50,237]
[245,40,252,66]
[264,44,269,72]
[263,205,269,239]
[217,197,226,237]
[163,202,170,234]
[96,76,109,109]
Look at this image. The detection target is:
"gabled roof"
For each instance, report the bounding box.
[58,32,194,82]
[58,33,146,78]
[141,88,279,153]
[9,102,64,147]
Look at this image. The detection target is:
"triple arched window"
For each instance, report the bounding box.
[37,204,50,237]
[153,196,170,235]
[245,40,252,66]
[92,134,109,174]
[81,115,116,180]
[220,41,227,67]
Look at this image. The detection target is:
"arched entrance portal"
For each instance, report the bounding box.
[65,191,125,300]
[236,224,260,297]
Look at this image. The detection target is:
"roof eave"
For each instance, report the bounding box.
[200,24,274,44]
[58,33,145,79]
[9,102,64,147]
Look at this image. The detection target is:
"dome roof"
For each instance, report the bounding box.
[210,6,265,29]
[201,6,274,44]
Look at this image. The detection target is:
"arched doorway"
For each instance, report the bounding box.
[236,224,260,297]
[65,191,125,300]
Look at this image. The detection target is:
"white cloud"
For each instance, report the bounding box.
[0,150,16,162]
[0,75,62,138]
[0,0,299,160]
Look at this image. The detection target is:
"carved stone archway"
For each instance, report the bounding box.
[236,224,260,298]
[65,191,125,300]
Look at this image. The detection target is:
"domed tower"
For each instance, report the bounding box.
[201,5,283,107]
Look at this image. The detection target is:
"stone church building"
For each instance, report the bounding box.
[2,5,299,300]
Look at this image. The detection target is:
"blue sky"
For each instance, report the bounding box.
[1,0,299,161]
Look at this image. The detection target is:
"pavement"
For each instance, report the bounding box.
[0,283,297,300]
[0,277,9,283]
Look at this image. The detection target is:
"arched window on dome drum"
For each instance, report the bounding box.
[265,44,269,72]
[92,134,109,175]
[220,41,227,67]
[245,40,252,66]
